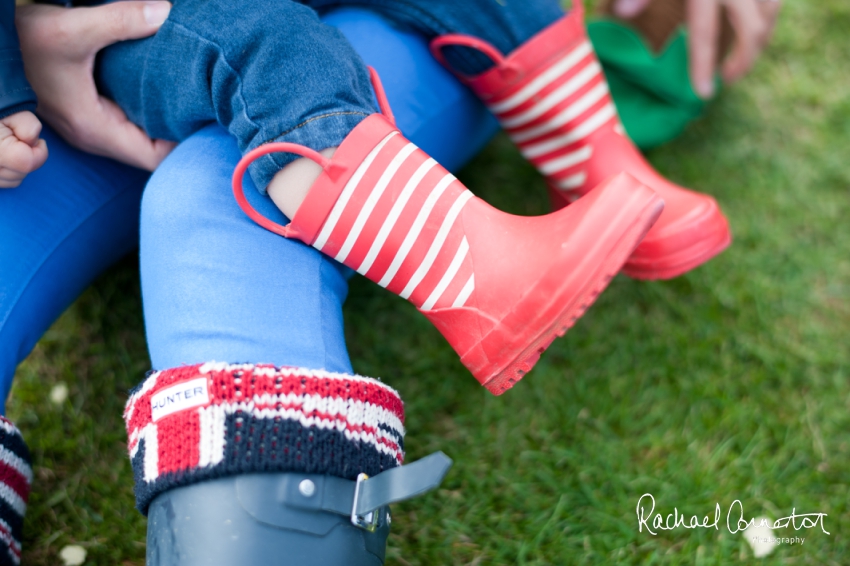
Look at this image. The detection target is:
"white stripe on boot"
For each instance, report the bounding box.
[311,134,477,311]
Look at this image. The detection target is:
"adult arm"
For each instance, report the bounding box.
[0,0,37,120]
[15,2,175,171]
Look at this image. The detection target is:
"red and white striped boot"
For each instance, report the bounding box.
[431,5,731,280]
[233,70,663,395]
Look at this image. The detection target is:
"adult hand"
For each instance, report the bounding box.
[16,2,176,171]
[612,0,781,98]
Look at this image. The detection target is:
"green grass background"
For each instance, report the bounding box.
[10,0,850,563]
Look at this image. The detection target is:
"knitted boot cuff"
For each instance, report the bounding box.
[124,362,405,514]
[0,417,32,566]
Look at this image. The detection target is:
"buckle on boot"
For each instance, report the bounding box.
[351,473,380,532]
[350,451,453,531]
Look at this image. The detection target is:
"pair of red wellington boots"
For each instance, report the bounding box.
[232,8,731,395]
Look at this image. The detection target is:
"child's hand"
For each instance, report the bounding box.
[0,111,49,188]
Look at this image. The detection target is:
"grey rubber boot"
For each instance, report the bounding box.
[146,453,451,566]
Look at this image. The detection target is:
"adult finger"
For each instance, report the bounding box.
[612,0,653,19]
[687,0,720,98]
[79,97,175,170]
[722,0,767,83]
[65,1,171,54]
[758,0,782,45]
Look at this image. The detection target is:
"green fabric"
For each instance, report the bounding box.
[587,19,717,149]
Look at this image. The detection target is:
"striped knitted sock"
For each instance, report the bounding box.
[0,417,31,566]
[124,363,405,513]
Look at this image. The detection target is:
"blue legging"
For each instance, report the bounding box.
[0,9,499,414]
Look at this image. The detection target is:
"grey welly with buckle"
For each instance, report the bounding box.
[146,452,452,565]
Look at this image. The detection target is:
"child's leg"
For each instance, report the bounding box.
[97,0,377,193]
[234,70,662,394]
[98,0,662,392]
[307,0,732,280]
[303,0,566,75]
[325,9,499,170]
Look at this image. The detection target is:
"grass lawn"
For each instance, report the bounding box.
[10,0,850,563]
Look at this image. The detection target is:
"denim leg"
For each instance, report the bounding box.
[96,0,376,192]
[327,9,498,170]
[303,0,567,75]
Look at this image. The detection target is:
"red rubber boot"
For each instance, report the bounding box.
[431,5,731,280]
[233,69,663,395]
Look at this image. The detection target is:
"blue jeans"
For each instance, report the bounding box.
[0,127,148,414]
[97,0,564,191]
[0,9,498,413]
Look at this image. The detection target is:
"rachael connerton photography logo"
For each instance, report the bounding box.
[749,535,807,547]
[636,493,830,537]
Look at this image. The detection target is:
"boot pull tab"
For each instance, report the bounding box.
[429,34,522,83]
[368,67,397,127]
[232,142,341,238]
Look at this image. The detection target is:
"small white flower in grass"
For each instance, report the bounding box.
[59,544,87,565]
[743,516,778,558]
[50,383,69,405]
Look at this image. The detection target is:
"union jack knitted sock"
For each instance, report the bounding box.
[0,417,31,566]
[124,362,405,513]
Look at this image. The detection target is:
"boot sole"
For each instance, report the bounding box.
[480,189,664,395]
[622,222,732,280]
[549,184,732,281]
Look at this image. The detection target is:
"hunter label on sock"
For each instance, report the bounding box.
[151,378,210,421]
